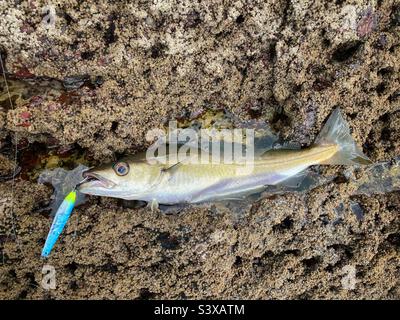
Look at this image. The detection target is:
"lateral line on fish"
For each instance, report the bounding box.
[179,145,336,167]
[256,145,338,165]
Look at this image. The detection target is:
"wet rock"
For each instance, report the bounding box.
[63,75,89,90]
[356,8,377,38]
[38,164,88,215]
[349,201,364,221]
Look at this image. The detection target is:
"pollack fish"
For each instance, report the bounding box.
[77,108,371,209]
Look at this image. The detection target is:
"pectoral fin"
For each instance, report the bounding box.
[161,161,182,174]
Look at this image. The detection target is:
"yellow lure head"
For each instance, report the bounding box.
[65,190,77,204]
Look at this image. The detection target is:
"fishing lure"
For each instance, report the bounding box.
[41,190,77,257]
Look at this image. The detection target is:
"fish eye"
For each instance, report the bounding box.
[113,162,129,176]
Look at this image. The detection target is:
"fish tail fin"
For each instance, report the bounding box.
[315,108,371,165]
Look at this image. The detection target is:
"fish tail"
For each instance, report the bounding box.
[314,108,371,165]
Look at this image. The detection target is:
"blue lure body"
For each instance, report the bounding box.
[41,190,76,258]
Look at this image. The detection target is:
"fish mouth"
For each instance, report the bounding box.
[78,171,116,190]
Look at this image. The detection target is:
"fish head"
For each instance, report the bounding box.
[77,159,160,199]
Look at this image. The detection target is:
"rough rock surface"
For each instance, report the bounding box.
[0,0,399,299]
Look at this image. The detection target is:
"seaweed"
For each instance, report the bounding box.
[38,164,88,215]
